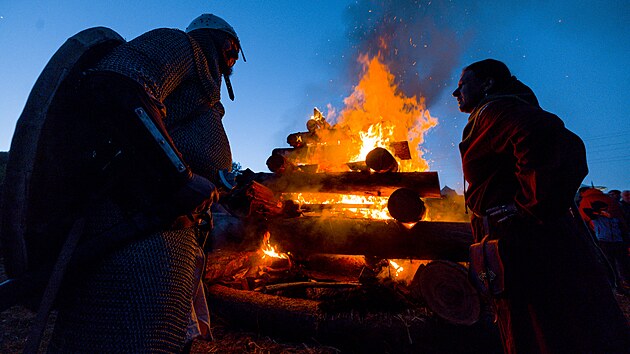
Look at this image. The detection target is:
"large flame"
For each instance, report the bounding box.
[307,53,437,172]
[336,54,437,172]
[285,53,438,219]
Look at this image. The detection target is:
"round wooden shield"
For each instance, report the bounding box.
[415,260,480,326]
[0,27,125,278]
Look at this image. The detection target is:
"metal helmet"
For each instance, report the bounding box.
[186,14,246,62]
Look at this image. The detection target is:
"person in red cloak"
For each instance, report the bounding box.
[454,59,629,354]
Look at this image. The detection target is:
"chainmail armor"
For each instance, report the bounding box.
[49,228,198,353]
[50,27,232,352]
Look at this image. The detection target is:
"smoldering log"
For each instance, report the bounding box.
[266,154,296,173]
[287,131,318,148]
[207,284,502,353]
[254,171,441,198]
[265,217,473,261]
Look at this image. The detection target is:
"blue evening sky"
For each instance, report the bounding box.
[1,1,628,192]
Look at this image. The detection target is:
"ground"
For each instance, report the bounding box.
[1,258,629,353]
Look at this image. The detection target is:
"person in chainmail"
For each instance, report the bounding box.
[48,14,243,353]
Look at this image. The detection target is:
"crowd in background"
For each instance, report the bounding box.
[577,188,630,293]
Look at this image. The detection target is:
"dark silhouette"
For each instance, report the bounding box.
[454,58,630,353]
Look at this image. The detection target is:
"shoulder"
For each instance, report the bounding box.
[143,28,186,36]
[130,28,188,44]
[481,96,564,129]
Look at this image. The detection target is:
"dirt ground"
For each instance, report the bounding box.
[1,258,629,353]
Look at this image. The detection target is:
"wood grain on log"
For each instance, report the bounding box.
[415,260,480,326]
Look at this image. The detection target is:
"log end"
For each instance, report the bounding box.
[415,260,480,326]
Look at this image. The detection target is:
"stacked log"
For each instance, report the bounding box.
[265,217,472,261]
[254,171,441,198]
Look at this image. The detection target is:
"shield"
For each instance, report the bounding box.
[0,27,125,278]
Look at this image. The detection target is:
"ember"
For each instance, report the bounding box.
[388,260,403,277]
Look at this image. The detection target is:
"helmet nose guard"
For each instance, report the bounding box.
[186,14,246,62]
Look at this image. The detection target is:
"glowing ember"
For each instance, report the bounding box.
[401,221,418,229]
[389,260,404,277]
[260,231,287,259]
[379,259,429,283]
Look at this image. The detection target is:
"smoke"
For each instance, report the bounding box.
[344,0,467,106]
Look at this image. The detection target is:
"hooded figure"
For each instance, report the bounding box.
[454,59,630,353]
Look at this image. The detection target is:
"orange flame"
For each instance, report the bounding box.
[295,53,437,173]
[260,231,287,259]
[330,53,437,171]
[285,192,391,219]
[284,53,438,219]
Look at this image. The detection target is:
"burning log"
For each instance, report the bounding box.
[387,188,426,222]
[366,147,398,172]
[300,203,373,212]
[222,181,283,217]
[287,131,318,148]
[412,260,480,326]
[390,141,412,160]
[265,154,296,174]
[254,171,441,198]
[265,217,473,261]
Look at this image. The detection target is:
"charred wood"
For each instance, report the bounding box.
[265,154,296,174]
[387,188,426,222]
[366,147,398,172]
[265,217,472,261]
[287,131,318,148]
[254,171,441,197]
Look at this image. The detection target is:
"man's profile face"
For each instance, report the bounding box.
[222,37,239,68]
[621,190,630,203]
[452,69,485,113]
